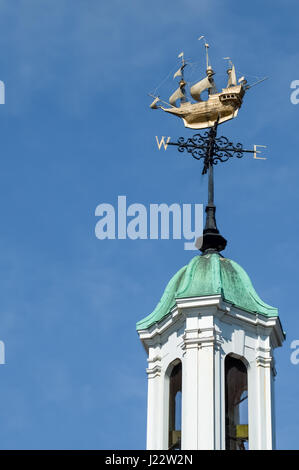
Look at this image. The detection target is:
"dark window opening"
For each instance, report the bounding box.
[168,362,182,450]
[225,355,248,450]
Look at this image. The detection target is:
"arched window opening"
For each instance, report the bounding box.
[225,355,248,450]
[168,362,182,449]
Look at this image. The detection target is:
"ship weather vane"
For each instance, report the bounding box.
[149,38,267,253]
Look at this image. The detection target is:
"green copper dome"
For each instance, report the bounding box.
[136,253,278,331]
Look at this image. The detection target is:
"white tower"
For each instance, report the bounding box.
[137,252,284,450]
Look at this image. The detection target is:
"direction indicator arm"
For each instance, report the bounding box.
[167,131,261,174]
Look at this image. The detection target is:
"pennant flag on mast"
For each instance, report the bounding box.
[173,52,185,79]
[173,68,182,79]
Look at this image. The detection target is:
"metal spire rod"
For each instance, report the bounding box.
[167,120,258,254]
[200,119,227,253]
[206,119,218,206]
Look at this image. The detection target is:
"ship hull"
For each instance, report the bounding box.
[161,85,245,130]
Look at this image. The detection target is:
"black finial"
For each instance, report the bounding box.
[199,203,227,254]
[199,119,227,254]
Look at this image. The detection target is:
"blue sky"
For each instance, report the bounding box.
[0,0,298,449]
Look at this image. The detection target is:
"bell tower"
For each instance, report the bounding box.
[138,42,285,450]
[137,250,284,450]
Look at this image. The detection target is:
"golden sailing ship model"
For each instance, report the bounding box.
[149,39,263,130]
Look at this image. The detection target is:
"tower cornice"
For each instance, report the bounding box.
[138,295,284,352]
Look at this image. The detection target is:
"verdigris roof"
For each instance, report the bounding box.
[136,253,278,331]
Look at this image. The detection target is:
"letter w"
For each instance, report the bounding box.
[166,455,178,464]
[156,136,170,150]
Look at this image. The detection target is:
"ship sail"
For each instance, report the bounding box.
[150,96,160,109]
[190,76,212,102]
[173,67,183,79]
[227,64,237,87]
[173,63,187,79]
[169,87,185,107]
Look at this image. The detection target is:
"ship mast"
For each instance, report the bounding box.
[204,42,210,70]
[168,52,187,107]
[198,36,216,96]
[177,52,187,104]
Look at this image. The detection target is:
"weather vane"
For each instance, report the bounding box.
[149,37,267,253]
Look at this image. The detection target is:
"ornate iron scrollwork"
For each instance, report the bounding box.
[169,132,248,171]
